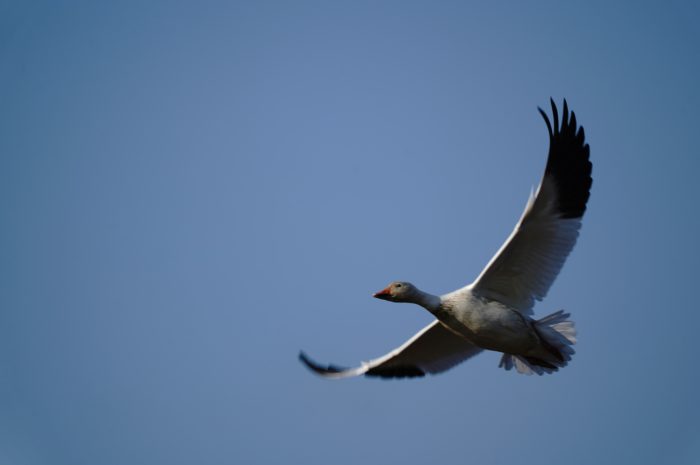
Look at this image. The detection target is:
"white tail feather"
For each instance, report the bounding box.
[499,310,576,376]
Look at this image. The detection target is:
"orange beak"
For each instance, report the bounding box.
[373,286,393,301]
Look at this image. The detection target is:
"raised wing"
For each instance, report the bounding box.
[299,320,483,379]
[470,99,592,314]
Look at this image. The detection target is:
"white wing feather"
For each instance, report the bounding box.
[299,320,483,379]
[469,177,583,314]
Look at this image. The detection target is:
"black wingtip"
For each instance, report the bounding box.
[365,365,426,378]
[541,98,593,219]
[299,351,350,375]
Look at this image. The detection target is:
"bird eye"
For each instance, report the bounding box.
[395,283,402,288]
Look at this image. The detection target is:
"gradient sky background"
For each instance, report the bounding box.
[2,1,699,464]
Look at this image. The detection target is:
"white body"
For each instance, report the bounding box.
[438,287,539,355]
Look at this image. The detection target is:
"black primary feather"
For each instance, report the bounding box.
[540,99,592,219]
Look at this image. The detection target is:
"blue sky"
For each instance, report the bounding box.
[1,1,699,464]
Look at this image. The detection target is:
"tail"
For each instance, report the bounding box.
[499,310,576,375]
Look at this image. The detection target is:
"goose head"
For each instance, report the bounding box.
[373,281,419,303]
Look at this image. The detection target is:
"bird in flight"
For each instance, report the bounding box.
[300,99,592,378]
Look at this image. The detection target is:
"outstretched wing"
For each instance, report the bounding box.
[299,320,483,379]
[470,99,592,314]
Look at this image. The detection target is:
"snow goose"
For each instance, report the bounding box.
[300,99,592,378]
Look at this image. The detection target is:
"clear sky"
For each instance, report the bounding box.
[2,1,699,464]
